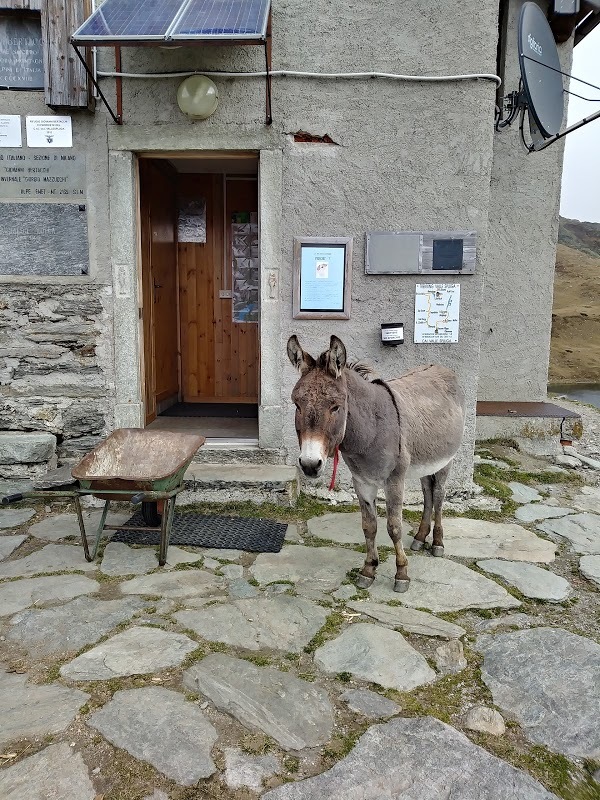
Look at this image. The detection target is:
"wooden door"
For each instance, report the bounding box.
[139,160,179,424]
[178,173,259,403]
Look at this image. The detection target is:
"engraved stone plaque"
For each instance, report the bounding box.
[0,14,44,90]
[0,203,89,276]
[0,151,86,200]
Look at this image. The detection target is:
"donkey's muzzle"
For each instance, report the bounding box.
[299,457,323,478]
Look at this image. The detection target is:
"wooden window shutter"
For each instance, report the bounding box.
[41,0,93,108]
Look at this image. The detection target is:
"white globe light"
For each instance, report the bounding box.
[177,75,219,120]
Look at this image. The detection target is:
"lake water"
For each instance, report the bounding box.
[548,383,600,410]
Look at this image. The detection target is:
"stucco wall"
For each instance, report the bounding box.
[1,0,507,488]
[478,0,572,402]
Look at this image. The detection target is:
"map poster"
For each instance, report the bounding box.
[414,283,460,343]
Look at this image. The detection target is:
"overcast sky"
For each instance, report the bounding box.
[559,26,600,223]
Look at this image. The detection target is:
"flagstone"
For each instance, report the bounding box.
[60,626,198,681]
[119,569,226,599]
[250,545,359,592]
[537,513,600,554]
[0,574,99,617]
[579,554,600,588]
[0,508,35,529]
[367,556,521,612]
[174,595,328,652]
[7,596,147,656]
[0,534,27,560]
[477,560,571,602]
[514,504,572,523]
[261,717,558,799]
[0,668,89,746]
[346,600,466,639]
[507,483,542,504]
[339,689,401,719]
[0,743,95,800]
[0,543,94,579]
[88,687,217,785]
[476,628,600,759]
[314,623,436,691]
[183,654,334,750]
[100,542,158,576]
[440,518,556,562]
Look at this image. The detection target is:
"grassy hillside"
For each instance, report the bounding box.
[549,218,600,383]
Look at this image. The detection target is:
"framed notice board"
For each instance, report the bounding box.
[293,237,352,320]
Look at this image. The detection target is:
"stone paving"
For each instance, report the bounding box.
[0,453,599,799]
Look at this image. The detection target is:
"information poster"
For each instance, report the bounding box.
[232,211,259,323]
[178,197,206,243]
[299,243,345,312]
[0,116,22,147]
[26,116,73,148]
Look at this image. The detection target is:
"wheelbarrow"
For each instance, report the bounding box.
[1,429,205,566]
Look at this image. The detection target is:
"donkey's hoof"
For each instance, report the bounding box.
[410,539,425,552]
[394,578,410,593]
[432,545,445,558]
[355,574,374,589]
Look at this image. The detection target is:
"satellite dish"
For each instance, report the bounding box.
[518,2,565,142]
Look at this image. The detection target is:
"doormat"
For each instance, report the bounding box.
[161,403,258,418]
[112,512,287,553]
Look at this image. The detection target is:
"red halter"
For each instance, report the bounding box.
[329,446,340,491]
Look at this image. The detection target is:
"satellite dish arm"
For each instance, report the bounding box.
[528,104,600,150]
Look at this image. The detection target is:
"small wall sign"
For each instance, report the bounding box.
[26,116,73,148]
[293,236,352,320]
[0,116,22,147]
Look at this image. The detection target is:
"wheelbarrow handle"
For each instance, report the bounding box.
[2,493,24,505]
[130,493,145,505]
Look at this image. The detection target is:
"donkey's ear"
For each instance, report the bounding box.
[287,335,315,375]
[327,335,347,378]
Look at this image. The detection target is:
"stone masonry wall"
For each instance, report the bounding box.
[0,285,114,476]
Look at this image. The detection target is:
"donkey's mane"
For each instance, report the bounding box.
[346,360,377,380]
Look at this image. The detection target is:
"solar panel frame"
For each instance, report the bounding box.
[71,0,270,45]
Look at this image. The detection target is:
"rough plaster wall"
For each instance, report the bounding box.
[0,92,115,457]
[1,1,502,489]
[478,0,572,401]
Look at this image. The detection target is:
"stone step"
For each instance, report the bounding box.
[192,444,286,466]
[181,463,300,506]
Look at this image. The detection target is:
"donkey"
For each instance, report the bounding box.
[287,335,466,592]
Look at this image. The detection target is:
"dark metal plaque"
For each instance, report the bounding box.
[0,151,86,200]
[0,203,89,276]
[0,15,44,90]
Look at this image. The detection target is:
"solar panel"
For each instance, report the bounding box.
[172,0,270,38]
[72,0,270,43]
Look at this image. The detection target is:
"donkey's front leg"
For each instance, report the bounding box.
[385,471,410,593]
[353,477,379,589]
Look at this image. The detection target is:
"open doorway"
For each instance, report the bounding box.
[138,154,260,443]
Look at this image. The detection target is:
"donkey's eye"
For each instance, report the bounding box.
[331,406,340,413]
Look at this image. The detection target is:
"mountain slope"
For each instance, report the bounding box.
[549,229,600,383]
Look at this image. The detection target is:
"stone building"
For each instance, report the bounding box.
[0,0,593,487]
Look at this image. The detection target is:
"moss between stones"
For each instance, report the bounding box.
[303,612,345,653]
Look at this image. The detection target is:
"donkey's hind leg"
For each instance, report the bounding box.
[411,475,434,551]
[353,477,379,588]
[431,462,452,558]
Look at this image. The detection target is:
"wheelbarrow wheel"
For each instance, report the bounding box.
[142,501,162,527]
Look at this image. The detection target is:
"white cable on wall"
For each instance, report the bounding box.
[97,68,502,86]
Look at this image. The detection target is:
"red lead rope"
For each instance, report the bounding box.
[329,447,340,491]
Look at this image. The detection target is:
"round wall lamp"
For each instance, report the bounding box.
[177,75,219,120]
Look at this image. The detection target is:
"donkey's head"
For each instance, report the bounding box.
[287,335,348,478]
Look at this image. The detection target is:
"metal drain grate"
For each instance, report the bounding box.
[111,512,287,553]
